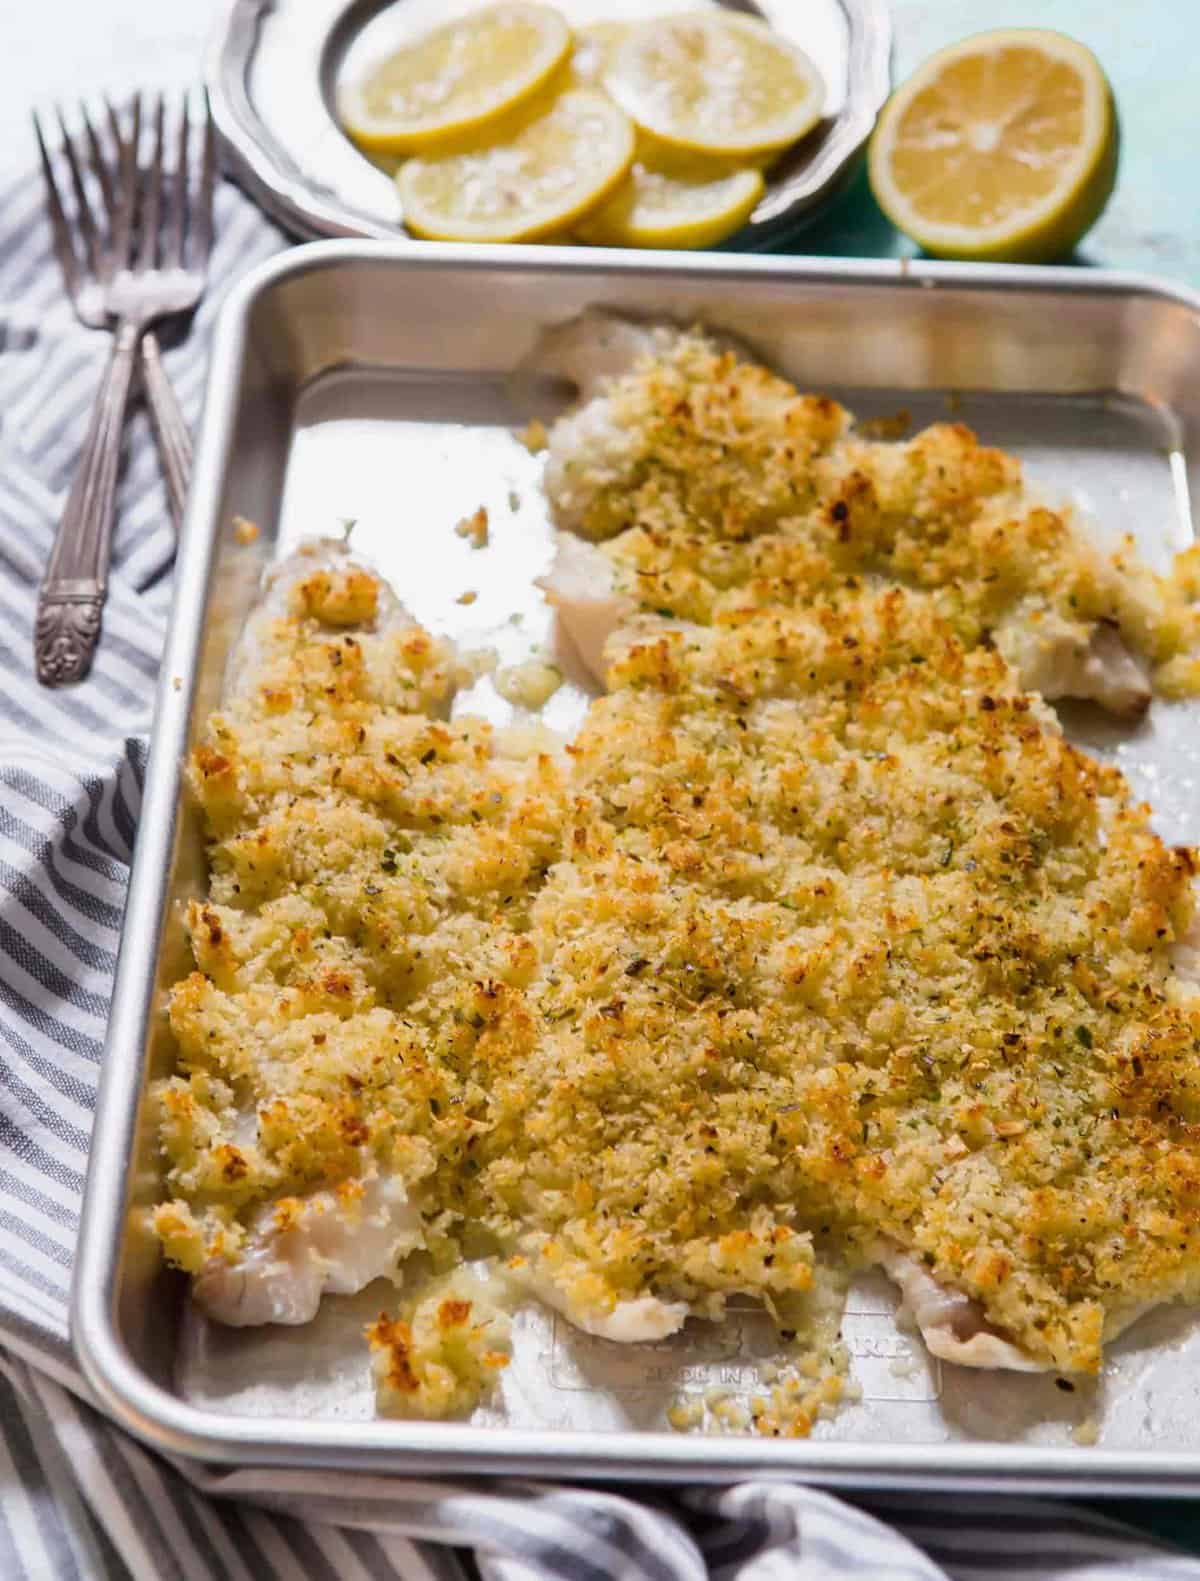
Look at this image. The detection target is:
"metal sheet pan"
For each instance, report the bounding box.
[73,241,1200,1492]
[208,0,890,245]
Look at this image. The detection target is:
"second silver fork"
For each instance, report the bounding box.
[33,94,215,686]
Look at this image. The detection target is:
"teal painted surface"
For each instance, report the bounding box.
[775,1,1200,286]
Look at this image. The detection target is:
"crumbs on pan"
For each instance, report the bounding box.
[668,1356,849,1439]
[494,658,563,709]
[520,418,548,453]
[455,506,490,548]
[232,515,260,545]
[369,1270,511,1419]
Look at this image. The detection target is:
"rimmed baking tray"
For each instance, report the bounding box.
[74,241,1200,1491]
[207,0,890,245]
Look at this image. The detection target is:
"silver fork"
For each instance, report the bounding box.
[33,93,215,686]
[36,96,214,535]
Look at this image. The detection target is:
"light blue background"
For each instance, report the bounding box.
[784,1,1200,284]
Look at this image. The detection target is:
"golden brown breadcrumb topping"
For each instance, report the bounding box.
[155,331,1200,1428]
[546,331,1200,699]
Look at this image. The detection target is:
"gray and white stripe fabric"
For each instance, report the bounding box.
[0,159,1198,1581]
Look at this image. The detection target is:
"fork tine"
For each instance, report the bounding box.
[32,111,81,300]
[55,106,101,280]
[193,87,216,269]
[104,96,123,157]
[165,97,189,268]
[108,94,138,272]
[80,100,116,228]
[136,93,166,271]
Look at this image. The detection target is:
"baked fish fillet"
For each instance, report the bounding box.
[153,546,566,1327]
[538,318,1199,715]
[534,586,1200,1375]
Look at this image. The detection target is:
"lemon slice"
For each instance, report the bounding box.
[340,3,572,156]
[868,29,1118,263]
[578,156,764,249]
[398,87,635,242]
[606,13,824,158]
[569,20,630,88]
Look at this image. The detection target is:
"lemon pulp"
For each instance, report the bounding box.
[398,87,635,242]
[340,3,572,155]
[568,20,630,88]
[606,13,824,158]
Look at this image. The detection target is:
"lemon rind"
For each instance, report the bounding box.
[578,165,765,250]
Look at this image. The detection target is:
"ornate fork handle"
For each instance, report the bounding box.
[140,331,192,533]
[36,319,140,686]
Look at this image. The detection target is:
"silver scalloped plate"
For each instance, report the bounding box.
[207,0,891,246]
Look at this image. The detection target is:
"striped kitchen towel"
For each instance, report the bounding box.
[0,152,1198,1580]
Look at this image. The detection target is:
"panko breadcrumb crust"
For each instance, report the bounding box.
[543,331,1200,703]
[155,333,1200,1427]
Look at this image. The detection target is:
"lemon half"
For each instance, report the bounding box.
[868,28,1118,263]
[398,87,635,242]
[606,13,825,158]
[578,157,764,249]
[340,2,572,156]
